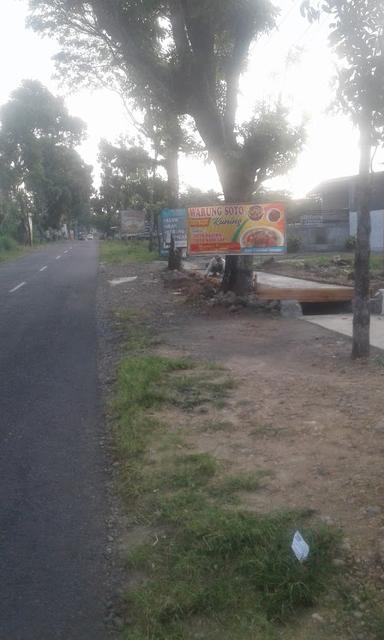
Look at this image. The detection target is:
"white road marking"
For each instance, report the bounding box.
[64,250,68,254]
[9,282,26,293]
[56,255,61,260]
[39,266,48,272]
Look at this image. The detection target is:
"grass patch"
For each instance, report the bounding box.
[370,254,384,273]
[210,470,270,498]
[114,309,158,353]
[110,314,339,638]
[100,239,157,264]
[160,453,218,490]
[203,362,227,372]
[169,372,235,410]
[199,420,234,432]
[259,251,384,278]
[125,496,337,639]
[156,430,186,451]
[116,356,183,410]
[370,607,384,637]
[113,354,192,501]
[0,235,32,263]
[373,354,384,368]
[249,423,288,438]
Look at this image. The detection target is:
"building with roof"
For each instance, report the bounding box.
[309,172,384,251]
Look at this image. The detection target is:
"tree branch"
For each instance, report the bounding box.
[223,15,258,143]
[169,0,191,61]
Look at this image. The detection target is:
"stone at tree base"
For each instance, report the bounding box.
[222,291,237,306]
[280,300,303,318]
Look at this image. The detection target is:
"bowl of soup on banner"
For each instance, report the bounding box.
[187,203,286,255]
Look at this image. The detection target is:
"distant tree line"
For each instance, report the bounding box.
[0,80,92,244]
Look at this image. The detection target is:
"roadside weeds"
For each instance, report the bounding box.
[100,240,158,265]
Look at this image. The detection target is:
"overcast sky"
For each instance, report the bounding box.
[1,0,383,198]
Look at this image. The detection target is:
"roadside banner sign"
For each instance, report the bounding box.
[187,202,286,255]
[159,208,187,256]
[121,209,149,238]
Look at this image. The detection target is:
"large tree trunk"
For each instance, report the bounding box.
[221,254,254,294]
[220,173,255,295]
[352,118,371,359]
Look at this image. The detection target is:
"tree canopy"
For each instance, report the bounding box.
[97,138,167,214]
[28,0,308,290]
[1,79,85,146]
[0,80,92,238]
[28,1,304,201]
[303,0,384,137]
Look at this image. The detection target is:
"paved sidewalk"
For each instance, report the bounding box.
[303,314,384,350]
[256,272,349,290]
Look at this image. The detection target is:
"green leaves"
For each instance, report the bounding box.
[237,104,306,182]
[1,80,86,146]
[0,80,92,230]
[315,0,384,136]
[98,139,167,213]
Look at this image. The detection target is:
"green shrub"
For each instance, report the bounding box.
[287,236,301,253]
[345,235,356,251]
[0,234,17,252]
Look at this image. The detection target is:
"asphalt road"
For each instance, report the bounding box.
[0,241,108,639]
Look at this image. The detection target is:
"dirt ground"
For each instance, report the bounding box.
[98,257,384,634]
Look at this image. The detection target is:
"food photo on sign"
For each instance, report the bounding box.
[187,203,286,255]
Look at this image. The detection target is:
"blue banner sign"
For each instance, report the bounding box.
[159,209,188,257]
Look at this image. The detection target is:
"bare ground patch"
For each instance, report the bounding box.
[98,255,384,639]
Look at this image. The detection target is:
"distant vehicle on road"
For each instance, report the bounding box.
[86,233,94,240]
[78,232,86,240]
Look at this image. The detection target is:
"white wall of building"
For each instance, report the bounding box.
[350,210,384,251]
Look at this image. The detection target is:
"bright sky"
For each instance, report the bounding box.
[1,0,383,198]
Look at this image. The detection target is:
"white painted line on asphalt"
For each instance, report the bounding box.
[9,282,26,293]
[64,250,68,254]
[56,255,61,260]
[39,266,48,272]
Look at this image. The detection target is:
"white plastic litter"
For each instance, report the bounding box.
[109,277,138,286]
[291,531,310,563]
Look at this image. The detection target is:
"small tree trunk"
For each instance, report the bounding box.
[352,118,371,359]
[168,233,182,270]
[164,124,181,270]
[148,210,155,252]
[166,148,182,271]
[165,146,179,210]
